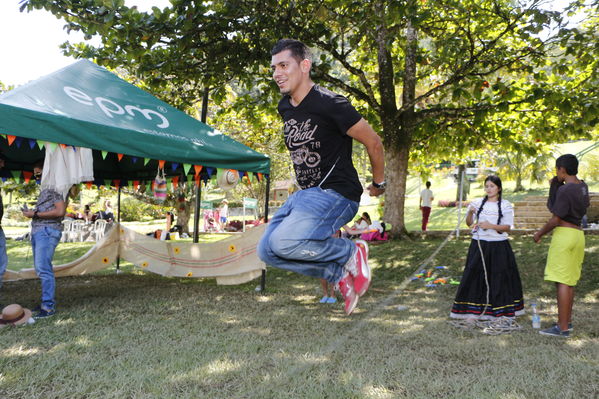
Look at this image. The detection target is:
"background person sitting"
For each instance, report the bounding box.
[342,212,371,239]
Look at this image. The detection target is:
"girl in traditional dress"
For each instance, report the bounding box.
[450,175,524,319]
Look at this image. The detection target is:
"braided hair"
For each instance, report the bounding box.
[476,175,503,225]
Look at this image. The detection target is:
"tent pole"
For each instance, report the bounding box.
[193,182,201,243]
[193,87,209,244]
[260,174,271,292]
[116,185,122,271]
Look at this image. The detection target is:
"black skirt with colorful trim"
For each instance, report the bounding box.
[450,239,524,319]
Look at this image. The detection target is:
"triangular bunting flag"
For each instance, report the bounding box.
[28,139,36,149]
[158,160,165,169]
[23,171,33,183]
[14,137,23,148]
[86,181,93,190]
[194,165,203,176]
[206,167,215,178]
[36,140,44,150]
[117,153,124,161]
[104,179,111,187]
[171,162,179,171]
[11,170,21,183]
[128,181,133,190]
[167,180,172,191]
[144,158,150,166]
[113,180,121,189]
[131,157,138,164]
[256,173,263,182]
[59,143,67,150]
[172,176,179,189]
[6,135,16,146]
[45,142,57,153]
[101,151,108,160]
[183,163,192,175]
[133,180,140,189]
[187,175,193,185]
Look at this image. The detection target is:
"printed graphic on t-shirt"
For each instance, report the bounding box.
[285,118,323,189]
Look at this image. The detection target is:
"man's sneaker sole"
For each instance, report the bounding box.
[353,240,371,296]
[337,273,359,315]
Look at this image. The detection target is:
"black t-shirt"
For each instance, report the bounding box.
[551,181,590,226]
[278,85,363,202]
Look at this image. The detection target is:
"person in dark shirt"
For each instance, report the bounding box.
[257,39,385,315]
[0,153,7,306]
[533,154,590,338]
[22,160,67,319]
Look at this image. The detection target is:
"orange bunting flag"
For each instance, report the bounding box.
[60,144,67,149]
[23,171,33,183]
[7,135,16,146]
[256,173,263,182]
[86,181,93,190]
[133,180,139,189]
[158,160,165,169]
[117,153,124,161]
[194,165,203,176]
[172,176,179,189]
[113,179,121,189]
[195,175,201,187]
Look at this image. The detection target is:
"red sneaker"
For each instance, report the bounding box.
[337,272,359,315]
[346,240,371,296]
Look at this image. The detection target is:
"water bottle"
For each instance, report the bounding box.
[531,300,541,329]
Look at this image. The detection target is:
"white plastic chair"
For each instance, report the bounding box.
[69,220,85,242]
[61,220,73,242]
[93,219,108,241]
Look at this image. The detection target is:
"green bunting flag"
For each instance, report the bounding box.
[104,179,111,187]
[101,151,108,160]
[11,170,21,182]
[144,158,150,166]
[46,142,58,153]
[183,163,192,175]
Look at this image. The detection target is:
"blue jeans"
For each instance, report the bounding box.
[257,187,359,284]
[32,227,61,310]
[0,228,7,294]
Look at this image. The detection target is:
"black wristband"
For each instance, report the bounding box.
[34,211,39,218]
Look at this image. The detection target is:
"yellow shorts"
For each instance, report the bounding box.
[544,227,585,286]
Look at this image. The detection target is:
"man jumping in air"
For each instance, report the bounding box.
[257,39,385,315]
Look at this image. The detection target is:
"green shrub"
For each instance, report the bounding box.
[119,197,165,222]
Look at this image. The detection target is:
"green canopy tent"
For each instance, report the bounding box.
[0,60,271,235]
[0,60,272,288]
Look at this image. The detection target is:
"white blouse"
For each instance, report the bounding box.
[468,198,514,242]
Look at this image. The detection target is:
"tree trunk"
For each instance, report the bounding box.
[384,16,418,238]
[515,174,524,192]
[385,143,411,236]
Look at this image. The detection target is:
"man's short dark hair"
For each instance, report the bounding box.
[425,181,431,188]
[556,154,578,175]
[271,39,312,63]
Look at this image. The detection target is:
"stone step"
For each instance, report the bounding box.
[514,210,552,217]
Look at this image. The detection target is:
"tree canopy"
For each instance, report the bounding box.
[21,0,599,235]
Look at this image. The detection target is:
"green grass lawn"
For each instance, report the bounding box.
[1,234,598,398]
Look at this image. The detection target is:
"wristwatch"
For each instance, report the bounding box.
[33,211,39,218]
[372,180,386,190]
